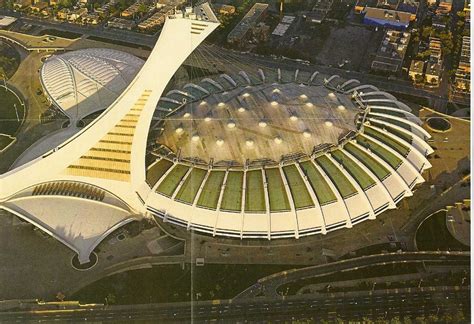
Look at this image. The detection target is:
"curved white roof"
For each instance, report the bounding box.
[159,82,359,164]
[146,71,434,239]
[40,48,144,121]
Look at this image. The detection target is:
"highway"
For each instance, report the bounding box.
[0,286,469,322]
[235,251,470,299]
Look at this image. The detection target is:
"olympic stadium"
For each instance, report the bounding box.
[0,3,433,264]
[145,70,433,238]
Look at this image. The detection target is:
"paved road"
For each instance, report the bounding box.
[235,251,469,299]
[0,285,469,322]
[0,10,157,48]
[0,10,464,109]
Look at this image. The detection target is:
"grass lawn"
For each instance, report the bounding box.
[331,150,376,190]
[175,168,207,204]
[220,171,243,212]
[370,108,406,118]
[197,171,226,210]
[283,165,314,209]
[157,164,189,197]
[316,155,357,198]
[87,35,152,51]
[146,159,173,187]
[299,160,337,205]
[364,127,411,157]
[356,135,402,169]
[265,168,290,212]
[39,29,82,39]
[0,43,20,78]
[372,115,411,132]
[370,121,413,143]
[0,88,23,136]
[344,143,390,180]
[245,170,266,213]
[0,134,14,151]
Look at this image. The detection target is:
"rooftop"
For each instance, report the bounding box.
[40,48,144,121]
[157,82,359,165]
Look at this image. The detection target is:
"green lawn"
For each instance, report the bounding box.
[370,121,413,143]
[245,170,266,213]
[316,155,358,198]
[265,168,290,212]
[364,127,411,157]
[146,159,173,187]
[299,161,337,205]
[197,171,226,210]
[356,135,402,169]
[331,150,376,190]
[282,165,314,209]
[0,87,23,136]
[370,108,406,118]
[0,134,14,151]
[371,115,411,132]
[175,168,207,204]
[344,143,390,180]
[220,171,243,212]
[156,164,190,197]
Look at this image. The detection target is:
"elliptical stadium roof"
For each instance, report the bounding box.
[40,48,144,121]
[146,71,433,239]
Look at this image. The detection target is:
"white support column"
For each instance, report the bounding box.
[308,71,319,84]
[203,78,224,90]
[258,68,265,83]
[351,141,413,196]
[360,133,425,184]
[262,168,271,240]
[240,168,247,239]
[183,83,210,96]
[325,153,375,219]
[173,167,192,200]
[358,91,397,101]
[339,79,360,91]
[278,165,299,239]
[193,169,211,207]
[295,162,327,234]
[345,84,379,94]
[213,170,229,236]
[238,71,251,85]
[219,74,237,87]
[361,99,412,112]
[339,147,396,209]
[367,105,420,123]
[368,112,431,139]
[365,124,432,170]
[311,159,352,228]
[151,161,176,192]
[367,117,434,155]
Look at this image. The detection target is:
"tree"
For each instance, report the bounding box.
[137,3,148,15]
[105,293,116,305]
[422,26,434,38]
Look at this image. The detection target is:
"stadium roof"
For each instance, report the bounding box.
[40,48,144,122]
[158,82,359,164]
[146,71,433,239]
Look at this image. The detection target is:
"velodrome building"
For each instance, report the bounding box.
[0,3,432,264]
